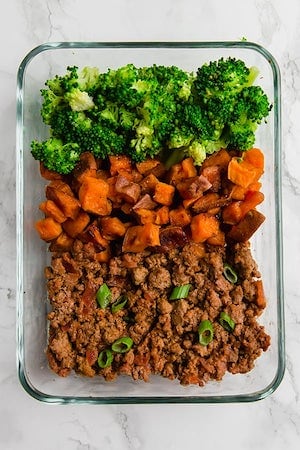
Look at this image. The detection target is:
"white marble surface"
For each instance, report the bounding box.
[1,0,300,448]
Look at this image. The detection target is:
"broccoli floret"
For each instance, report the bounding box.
[65,88,95,111]
[31,138,81,174]
[193,57,272,154]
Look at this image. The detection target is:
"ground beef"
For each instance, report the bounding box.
[45,239,270,386]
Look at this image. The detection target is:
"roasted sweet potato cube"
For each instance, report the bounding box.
[39,200,67,223]
[115,174,141,204]
[122,223,160,252]
[100,217,126,240]
[181,157,197,178]
[79,177,111,216]
[227,209,265,242]
[39,162,63,181]
[62,210,90,238]
[49,231,74,252]
[153,182,175,206]
[134,208,157,225]
[35,217,62,241]
[155,206,169,225]
[46,184,80,219]
[109,155,132,176]
[169,206,191,227]
[190,213,219,243]
[73,152,97,183]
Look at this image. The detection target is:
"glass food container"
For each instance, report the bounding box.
[16,41,285,404]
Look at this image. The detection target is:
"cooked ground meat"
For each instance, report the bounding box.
[46,239,270,386]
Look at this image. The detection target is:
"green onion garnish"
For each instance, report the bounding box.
[111,336,133,353]
[223,263,238,284]
[219,312,235,332]
[198,320,214,346]
[97,349,113,368]
[169,284,191,300]
[96,283,111,309]
[111,295,128,313]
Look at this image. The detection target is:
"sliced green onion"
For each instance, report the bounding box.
[96,283,111,309]
[169,284,191,300]
[223,263,238,284]
[97,349,113,368]
[219,312,235,332]
[111,295,128,313]
[198,320,214,346]
[111,336,133,353]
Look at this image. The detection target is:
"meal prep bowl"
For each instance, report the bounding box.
[16,41,285,404]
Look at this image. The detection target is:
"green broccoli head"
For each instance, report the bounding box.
[31,138,81,174]
[195,57,259,99]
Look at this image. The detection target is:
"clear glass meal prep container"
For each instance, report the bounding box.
[16,41,285,404]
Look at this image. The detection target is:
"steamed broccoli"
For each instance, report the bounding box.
[193,57,272,151]
[31,138,81,174]
[31,58,272,174]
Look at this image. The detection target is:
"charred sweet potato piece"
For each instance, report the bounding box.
[62,210,90,238]
[200,165,222,192]
[78,177,111,216]
[176,175,212,200]
[79,221,109,251]
[49,231,74,252]
[190,213,220,243]
[122,223,160,252]
[140,173,160,194]
[227,209,265,242]
[72,152,97,183]
[40,162,63,181]
[100,217,126,240]
[136,158,161,175]
[109,155,132,176]
[39,200,67,223]
[192,193,230,214]
[155,206,170,225]
[35,217,62,241]
[46,183,80,219]
[134,208,157,225]
[115,174,141,204]
[201,148,231,170]
[132,194,157,211]
[153,181,175,206]
[159,226,188,250]
[169,206,191,227]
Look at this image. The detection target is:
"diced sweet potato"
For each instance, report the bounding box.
[46,184,81,219]
[228,157,263,188]
[254,279,266,309]
[134,208,157,225]
[155,206,169,225]
[115,175,141,204]
[169,206,191,227]
[122,223,160,252]
[109,155,132,176]
[132,194,157,210]
[62,210,90,238]
[95,247,111,263]
[136,158,161,175]
[201,148,231,170]
[227,210,265,242]
[206,230,225,246]
[140,173,160,194]
[176,175,212,200]
[39,162,63,180]
[79,221,109,251]
[39,200,67,223]
[181,157,197,178]
[35,217,62,241]
[100,217,126,240]
[47,180,75,197]
[72,152,97,183]
[159,226,188,250]
[78,177,111,216]
[192,193,230,214]
[153,181,175,206]
[243,148,264,170]
[200,166,222,192]
[190,213,219,243]
[49,231,74,252]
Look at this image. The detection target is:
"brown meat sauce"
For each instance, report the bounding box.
[46,240,270,385]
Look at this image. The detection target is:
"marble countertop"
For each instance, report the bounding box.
[1,0,300,448]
